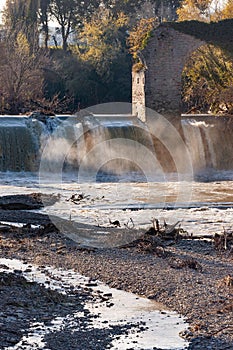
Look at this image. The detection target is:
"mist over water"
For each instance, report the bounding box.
[1,105,233,227]
[1,106,233,180]
[0,105,232,350]
[1,105,233,246]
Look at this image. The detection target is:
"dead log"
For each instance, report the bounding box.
[146,219,183,240]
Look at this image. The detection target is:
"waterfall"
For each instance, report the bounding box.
[81,116,158,177]
[40,115,161,181]
[1,113,233,175]
[181,119,213,171]
[0,117,39,172]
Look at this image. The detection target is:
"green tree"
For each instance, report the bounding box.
[178,0,233,114]
[182,45,233,114]
[25,0,39,49]
[102,0,181,23]
[102,0,144,17]
[3,0,26,29]
[74,8,132,105]
[140,0,182,21]
[43,49,114,111]
[78,9,129,76]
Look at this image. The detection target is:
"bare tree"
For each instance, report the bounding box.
[49,0,100,51]
[38,0,51,49]
[0,29,48,114]
[2,0,40,51]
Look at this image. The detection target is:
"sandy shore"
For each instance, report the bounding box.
[0,207,232,349]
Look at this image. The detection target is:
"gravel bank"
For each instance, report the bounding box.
[0,215,232,349]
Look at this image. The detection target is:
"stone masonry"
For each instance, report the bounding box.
[132,20,233,120]
[132,25,205,119]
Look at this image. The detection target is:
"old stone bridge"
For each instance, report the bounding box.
[132,19,233,120]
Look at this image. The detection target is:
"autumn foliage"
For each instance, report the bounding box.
[178,0,233,114]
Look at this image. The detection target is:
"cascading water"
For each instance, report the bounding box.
[40,114,161,181]
[81,115,158,179]
[0,117,39,172]
[1,113,233,175]
[181,119,211,171]
[0,115,62,172]
[181,116,233,172]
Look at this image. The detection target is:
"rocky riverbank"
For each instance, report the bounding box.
[0,203,232,349]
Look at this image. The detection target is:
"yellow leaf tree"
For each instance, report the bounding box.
[77,9,129,77]
[177,0,233,22]
[221,0,233,19]
[177,0,212,21]
[128,17,158,71]
[178,0,233,114]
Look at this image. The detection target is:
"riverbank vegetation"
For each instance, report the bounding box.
[0,0,232,115]
[178,0,233,114]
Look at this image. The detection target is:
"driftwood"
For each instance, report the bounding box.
[119,234,166,257]
[169,257,203,272]
[120,220,186,250]
[147,218,183,240]
[66,193,90,203]
[124,218,135,229]
[213,229,233,251]
[119,219,233,256]
[147,219,233,251]
[66,193,104,204]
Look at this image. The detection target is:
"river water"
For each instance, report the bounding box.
[1,109,233,242]
[1,258,189,350]
[1,170,233,243]
[1,109,233,349]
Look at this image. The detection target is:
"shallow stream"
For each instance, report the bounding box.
[0,258,188,350]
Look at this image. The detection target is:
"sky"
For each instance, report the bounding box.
[0,0,5,11]
[0,0,5,22]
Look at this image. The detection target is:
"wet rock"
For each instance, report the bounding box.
[28,111,55,122]
[0,193,60,210]
[179,329,194,339]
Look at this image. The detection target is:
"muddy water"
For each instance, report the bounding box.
[1,172,233,348]
[1,171,233,238]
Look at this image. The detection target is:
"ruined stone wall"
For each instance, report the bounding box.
[132,20,233,117]
[143,26,205,113]
[132,70,146,122]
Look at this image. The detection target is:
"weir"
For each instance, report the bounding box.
[180,115,233,172]
[0,114,233,175]
[40,114,160,180]
[0,117,39,172]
